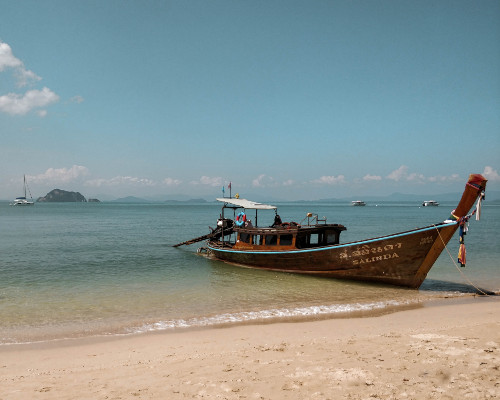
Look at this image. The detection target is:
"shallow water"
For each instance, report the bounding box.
[0,201,498,344]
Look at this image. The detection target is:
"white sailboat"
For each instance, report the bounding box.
[10,175,34,206]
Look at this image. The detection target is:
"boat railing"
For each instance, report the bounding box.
[234,226,299,235]
[300,213,327,226]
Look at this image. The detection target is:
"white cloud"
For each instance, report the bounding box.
[190,176,223,187]
[85,176,155,187]
[162,177,182,186]
[483,166,500,182]
[427,174,461,183]
[386,165,409,181]
[282,179,295,186]
[406,173,426,183]
[0,41,41,87]
[69,95,84,104]
[0,41,22,69]
[362,174,382,181]
[15,68,41,87]
[0,40,59,117]
[387,167,464,184]
[387,167,466,184]
[28,165,90,184]
[252,174,276,187]
[84,178,107,187]
[311,175,346,185]
[0,87,59,115]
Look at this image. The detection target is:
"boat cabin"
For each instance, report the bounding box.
[212,197,346,251]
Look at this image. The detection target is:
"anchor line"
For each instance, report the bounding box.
[432,216,489,296]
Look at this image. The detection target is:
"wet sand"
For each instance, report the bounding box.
[1,297,499,399]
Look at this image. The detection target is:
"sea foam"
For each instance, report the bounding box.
[130,299,420,334]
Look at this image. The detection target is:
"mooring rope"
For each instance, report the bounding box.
[433,225,489,296]
[433,195,489,295]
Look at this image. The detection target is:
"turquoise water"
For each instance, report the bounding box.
[0,200,498,344]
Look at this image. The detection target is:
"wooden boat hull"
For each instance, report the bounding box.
[207,222,458,288]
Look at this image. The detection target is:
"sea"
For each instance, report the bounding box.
[1,200,498,345]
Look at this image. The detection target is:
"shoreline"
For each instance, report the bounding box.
[0,291,493,347]
[1,296,499,399]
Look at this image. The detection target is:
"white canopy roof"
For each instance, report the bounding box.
[216,198,277,210]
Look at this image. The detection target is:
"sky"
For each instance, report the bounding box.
[1,0,499,201]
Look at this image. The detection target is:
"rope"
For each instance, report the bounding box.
[27,184,34,202]
[433,223,490,296]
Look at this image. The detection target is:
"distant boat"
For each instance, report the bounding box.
[10,175,34,206]
[422,200,439,207]
[351,200,366,206]
[174,174,487,289]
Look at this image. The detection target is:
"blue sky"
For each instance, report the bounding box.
[1,0,499,201]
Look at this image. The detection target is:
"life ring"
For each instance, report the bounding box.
[235,212,247,227]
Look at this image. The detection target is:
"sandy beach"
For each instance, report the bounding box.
[1,297,499,400]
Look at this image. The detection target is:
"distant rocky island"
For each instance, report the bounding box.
[37,189,99,203]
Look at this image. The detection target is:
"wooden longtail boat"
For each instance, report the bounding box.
[174,174,487,288]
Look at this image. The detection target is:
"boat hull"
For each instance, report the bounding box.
[207,222,458,288]
[11,200,34,206]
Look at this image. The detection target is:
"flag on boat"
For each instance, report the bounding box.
[458,243,466,267]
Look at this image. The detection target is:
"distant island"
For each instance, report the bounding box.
[164,198,208,204]
[112,196,150,203]
[37,189,99,203]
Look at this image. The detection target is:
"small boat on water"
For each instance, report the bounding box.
[422,200,439,207]
[351,200,366,206]
[174,174,487,289]
[10,175,34,206]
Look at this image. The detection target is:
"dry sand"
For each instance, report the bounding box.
[1,297,499,399]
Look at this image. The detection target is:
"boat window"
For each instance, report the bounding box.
[279,234,293,246]
[326,232,339,245]
[296,234,309,248]
[239,233,251,243]
[265,235,278,246]
[309,233,320,246]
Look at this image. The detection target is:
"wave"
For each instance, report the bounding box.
[2,293,474,345]
[130,299,425,334]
